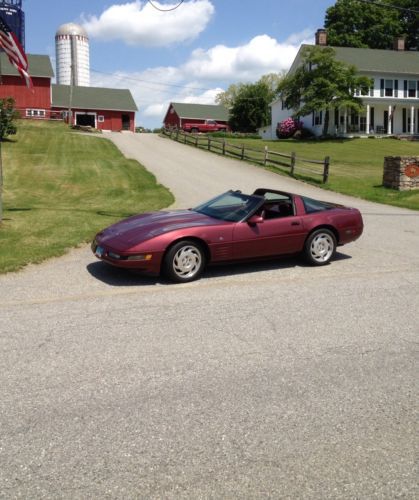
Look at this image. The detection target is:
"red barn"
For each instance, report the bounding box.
[0,53,137,131]
[0,53,54,118]
[163,102,229,129]
[51,85,137,132]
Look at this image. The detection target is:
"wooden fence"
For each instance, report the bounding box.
[162,128,330,183]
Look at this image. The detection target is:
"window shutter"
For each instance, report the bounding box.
[320,111,323,125]
[402,108,407,133]
[404,80,408,98]
[394,80,398,97]
[370,107,374,128]
[380,79,384,97]
[312,112,315,126]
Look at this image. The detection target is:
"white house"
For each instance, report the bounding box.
[269,30,419,139]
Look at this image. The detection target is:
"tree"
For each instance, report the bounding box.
[215,73,285,112]
[215,83,243,110]
[397,0,419,50]
[0,98,18,141]
[325,0,418,50]
[227,81,271,132]
[277,46,372,136]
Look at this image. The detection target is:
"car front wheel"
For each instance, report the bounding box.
[163,240,206,282]
[304,229,336,265]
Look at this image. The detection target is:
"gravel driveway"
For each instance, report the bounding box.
[0,132,417,498]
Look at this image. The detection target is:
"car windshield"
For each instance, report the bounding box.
[193,191,263,222]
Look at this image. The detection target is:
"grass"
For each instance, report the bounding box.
[226,136,419,210]
[0,120,174,273]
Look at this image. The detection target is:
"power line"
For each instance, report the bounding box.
[90,67,214,92]
[356,0,419,14]
[147,0,185,12]
[90,68,279,103]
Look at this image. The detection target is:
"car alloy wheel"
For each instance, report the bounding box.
[164,240,205,282]
[304,229,336,265]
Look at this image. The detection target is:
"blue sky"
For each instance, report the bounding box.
[24,0,335,127]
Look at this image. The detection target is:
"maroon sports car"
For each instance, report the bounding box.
[92,188,363,282]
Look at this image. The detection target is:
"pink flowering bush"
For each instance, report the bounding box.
[276,117,303,139]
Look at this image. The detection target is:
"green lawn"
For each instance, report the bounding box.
[0,120,174,273]
[227,136,419,210]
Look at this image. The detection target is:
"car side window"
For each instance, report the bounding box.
[302,196,333,213]
[260,192,294,219]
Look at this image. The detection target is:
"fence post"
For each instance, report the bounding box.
[195,136,198,147]
[222,139,226,155]
[290,152,296,175]
[184,132,187,144]
[208,137,211,151]
[175,128,179,141]
[241,144,245,160]
[264,146,268,166]
[323,156,330,183]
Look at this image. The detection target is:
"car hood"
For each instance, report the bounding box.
[96,210,226,247]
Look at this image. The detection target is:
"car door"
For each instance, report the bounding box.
[232,214,306,260]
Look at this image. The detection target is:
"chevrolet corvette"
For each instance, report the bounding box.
[92,188,363,282]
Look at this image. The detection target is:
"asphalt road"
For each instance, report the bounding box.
[0,133,418,499]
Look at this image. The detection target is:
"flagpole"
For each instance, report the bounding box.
[0,13,33,224]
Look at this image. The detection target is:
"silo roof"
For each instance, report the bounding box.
[56,23,88,38]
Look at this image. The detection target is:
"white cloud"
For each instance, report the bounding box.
[82,0,215,47]
[181,34,309,82]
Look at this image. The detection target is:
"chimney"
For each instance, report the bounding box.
[315,29,327,46]
[393,36,406,51]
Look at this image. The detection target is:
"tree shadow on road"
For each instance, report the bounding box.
[87,251,351,287]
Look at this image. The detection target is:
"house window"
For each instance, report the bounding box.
[313,110,322,126]
[385,80,394,97]
[408,81,417,98]
[26,109,46,118]
[98,115,105,123]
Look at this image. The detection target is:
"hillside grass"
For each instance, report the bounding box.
[227,136,419,210]
[0,120,174,273]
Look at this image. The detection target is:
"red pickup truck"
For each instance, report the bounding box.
[183,119,228,133]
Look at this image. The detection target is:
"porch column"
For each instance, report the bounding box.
[410,106,415,135]
[387,105,392,135]
[366,104,370,135]
[343,108,347,134]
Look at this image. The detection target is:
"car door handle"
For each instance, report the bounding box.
[291,221,300,226]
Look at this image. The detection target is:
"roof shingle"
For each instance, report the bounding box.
[52,84,138,112]
[0,53,54,78]
[170,102,229,121]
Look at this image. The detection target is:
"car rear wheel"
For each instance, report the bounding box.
[191,127,199,133]
[163,240,206,283]
[304,229,336,265]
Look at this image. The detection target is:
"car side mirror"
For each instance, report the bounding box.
[247,214,264,225]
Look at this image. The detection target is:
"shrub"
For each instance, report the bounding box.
[276,117,303,139]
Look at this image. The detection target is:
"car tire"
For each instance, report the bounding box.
[191,128,199,134]
[163,240,206,283]
[304,229,336,265]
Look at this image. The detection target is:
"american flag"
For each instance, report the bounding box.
[0,14,33,89]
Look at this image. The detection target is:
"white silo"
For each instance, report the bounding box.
[55,23,90,87]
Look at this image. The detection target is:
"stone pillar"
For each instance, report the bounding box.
[343,108,347,134]
[383,156,419,190]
